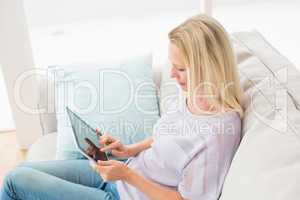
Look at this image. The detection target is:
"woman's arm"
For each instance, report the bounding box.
[127,137,153,156]
[124,168,184,200]
[94,159,185,200]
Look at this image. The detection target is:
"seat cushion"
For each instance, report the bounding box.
[26,132,57,161]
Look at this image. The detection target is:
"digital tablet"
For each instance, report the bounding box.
[66,107,109,164]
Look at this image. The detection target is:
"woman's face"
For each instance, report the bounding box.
[168,43,188,91]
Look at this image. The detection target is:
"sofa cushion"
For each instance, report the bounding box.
[26,132,57,161]
[220,31,300,200]
[220,79,300,200]
[53,55,160,159]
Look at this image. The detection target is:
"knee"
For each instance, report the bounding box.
[1,168,22,199]
[3,167,33,192]
[3,168,17,187]
[2,167,38,200]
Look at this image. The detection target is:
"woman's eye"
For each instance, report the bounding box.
[178,69,185,72]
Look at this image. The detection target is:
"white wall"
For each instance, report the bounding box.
[0,67,15,131]
[24,0,201,28]
[24,0,298,28]
[214,0,300,69]
[215,0,297,4]
[0,0,42,148]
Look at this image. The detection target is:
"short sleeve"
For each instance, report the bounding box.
[178,148,220,200]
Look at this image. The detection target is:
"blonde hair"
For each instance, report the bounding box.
[169,14,245,118]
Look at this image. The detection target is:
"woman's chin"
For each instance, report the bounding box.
[179,84,187,91]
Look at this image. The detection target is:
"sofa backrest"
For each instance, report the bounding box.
[219,31,300,200]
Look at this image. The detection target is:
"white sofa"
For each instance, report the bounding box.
[27,31,300,200]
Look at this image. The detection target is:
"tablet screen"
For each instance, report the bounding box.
[66,107,109,161]
[67,107,99,151]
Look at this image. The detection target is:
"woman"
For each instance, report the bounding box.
[1,14,244,200]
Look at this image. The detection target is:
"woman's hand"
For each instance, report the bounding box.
[91,160,184,200]
[99,133,134,158]
[90,160,131,182]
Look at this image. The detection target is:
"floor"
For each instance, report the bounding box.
[0,132,27,185]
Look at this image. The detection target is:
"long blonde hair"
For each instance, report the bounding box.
[169,14,245,118]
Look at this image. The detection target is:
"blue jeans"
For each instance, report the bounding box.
[0,160,120,200]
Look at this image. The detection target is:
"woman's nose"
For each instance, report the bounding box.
[170,67,177,78]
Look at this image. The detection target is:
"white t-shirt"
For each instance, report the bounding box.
[115,95,242,200]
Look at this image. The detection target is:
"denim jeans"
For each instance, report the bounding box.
[0,160,120,200]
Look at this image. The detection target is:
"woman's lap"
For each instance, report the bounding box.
[18,159,102,188]
[0,159,119,200]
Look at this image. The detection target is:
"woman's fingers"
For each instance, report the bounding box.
[93,161,113,175]
[89,160,97,170]
[97,160,115,166]
[100,140,121,151]
[99,133,115,146]
[111,149,125,157]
